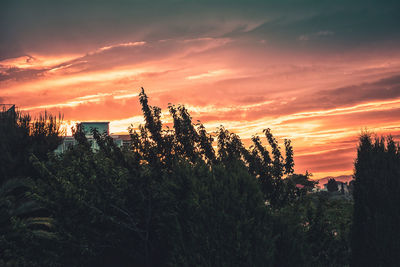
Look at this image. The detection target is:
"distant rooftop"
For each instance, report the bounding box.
[78,121,110,124]
[0,104,15,112]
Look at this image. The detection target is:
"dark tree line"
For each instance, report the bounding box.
[3,89,398,266]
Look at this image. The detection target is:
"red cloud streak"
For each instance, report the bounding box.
[2,39,400,179]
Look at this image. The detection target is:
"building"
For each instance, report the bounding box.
[109,134,131,148]
[1,104,15,113]
[0,104,16,121]
[55,136,77,153]
[80,122,110,136]
[55,122,131,153]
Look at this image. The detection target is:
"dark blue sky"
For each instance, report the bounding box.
[1,0,400,59]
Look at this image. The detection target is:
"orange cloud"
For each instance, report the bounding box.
[2,38,400,179]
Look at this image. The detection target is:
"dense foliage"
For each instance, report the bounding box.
[0,90,360,266]
[327,178,339,192]
[0,108,63,266]
[352,134,400,266]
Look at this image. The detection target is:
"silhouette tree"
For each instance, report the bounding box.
[1,89,356,266]
[327,178,339,192]
[0,108,61,266]
[352,134,400,266]
[0,108,63,184]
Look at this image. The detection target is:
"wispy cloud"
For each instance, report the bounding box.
[186,69,229,80]
[97,41,146,52]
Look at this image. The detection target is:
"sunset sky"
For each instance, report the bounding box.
[1,0,400,179]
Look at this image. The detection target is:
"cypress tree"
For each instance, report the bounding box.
[352,134,400,266]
